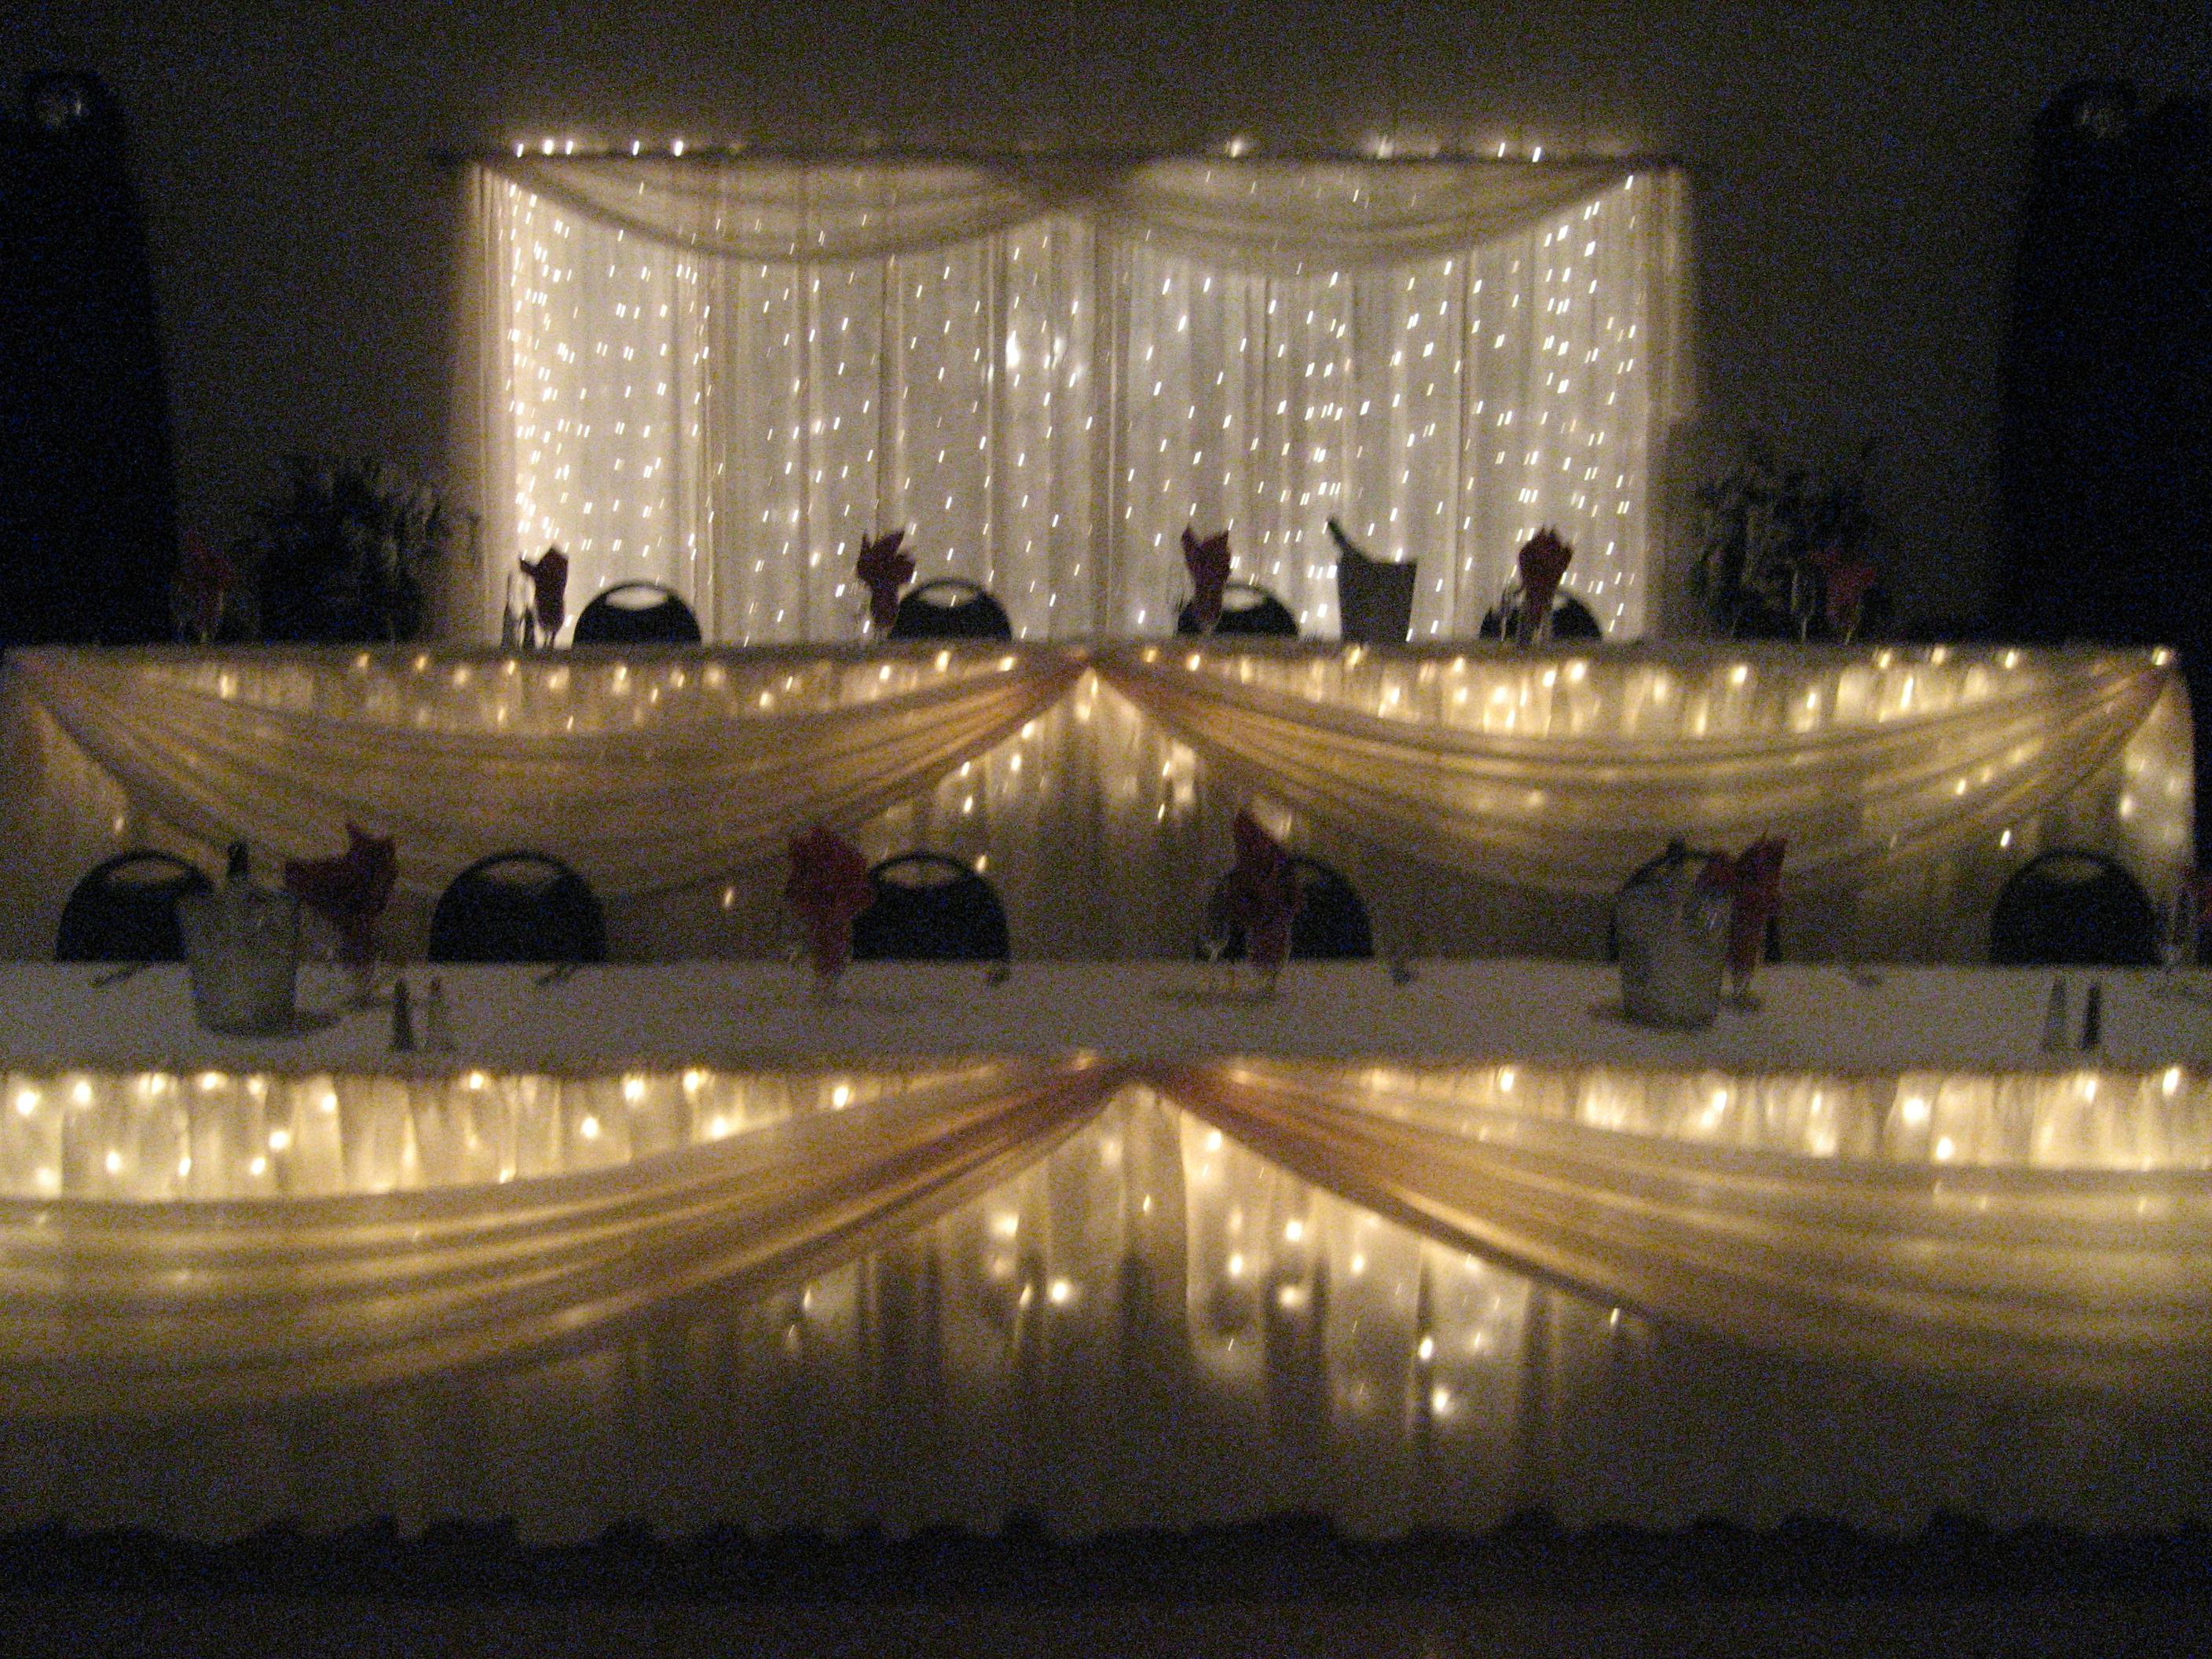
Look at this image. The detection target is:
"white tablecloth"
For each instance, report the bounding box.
[2,958,2204,1078]
[5,961,2210,1542]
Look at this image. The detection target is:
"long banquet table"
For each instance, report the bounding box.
[0,639,2193,965]
[5,957,2211,1542]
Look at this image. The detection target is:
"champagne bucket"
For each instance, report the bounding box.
[178,882,302,1035]
[1615,849,1730,1030]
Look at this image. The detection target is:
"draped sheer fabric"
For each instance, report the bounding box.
[0,1058,1109,1415]
[0,643,2188,962]
[4,1046,2210,1411]
[1099,642,2185,894]
[467,156,1684,642]
[5,646,1079,900]
[491,157,1048,263]
[1159,1060,2212,1401]
[6,958,2212,1538]
[488,154,1635,273]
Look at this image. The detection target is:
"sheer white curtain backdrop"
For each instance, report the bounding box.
[463,156,1687,643]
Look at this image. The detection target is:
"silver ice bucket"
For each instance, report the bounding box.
[178,865,302,1035]
[1615,843,1730,1030]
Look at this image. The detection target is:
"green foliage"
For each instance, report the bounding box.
[245,456,455,643]
[1692,434,1877,638]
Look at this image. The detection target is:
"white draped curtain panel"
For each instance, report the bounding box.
[9,1055,2210,1416]
[7,1005,2212,1540]
[0,642,2189,964]
[465,156,1687,642]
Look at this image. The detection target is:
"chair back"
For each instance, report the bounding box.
[851,851,1011,962]
[1336,548,1417,644]
[1202,855,1374,961]
[572,582,703,644]
[1989,849,2161,966]
[1479,588,1603,641]
[55,850,211,961]
[1177,581,1299,638]
[888,577,1013,640]
[427,851,608,964]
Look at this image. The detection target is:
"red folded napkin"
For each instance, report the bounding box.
[1716,835,1787,983]
[519,547,569,637]
[284,825,397,966]
[1807,543,1878,637]
[786,826,875,981]
[1224,808,1303,974]
[855,529,915,632]
[1182,527,1232,633]
[1516,528,1573,643]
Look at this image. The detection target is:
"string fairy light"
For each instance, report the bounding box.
[492,167,1664,643]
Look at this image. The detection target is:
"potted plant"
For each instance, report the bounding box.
[243,456,456,643]
[1692,434,1881,640]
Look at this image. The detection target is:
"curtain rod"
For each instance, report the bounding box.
[433,142,1679,170]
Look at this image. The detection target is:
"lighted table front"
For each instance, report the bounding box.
[4,960,2210,1541]
[0,640,2191,964]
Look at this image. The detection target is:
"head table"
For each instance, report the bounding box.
[0,639,2192,965]
[3,955,2210,1543]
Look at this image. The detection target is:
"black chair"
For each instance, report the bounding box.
[55,850,211,962]
[1604,844,1782,963]
[571,582,702,645]
[1177,581,1299,638]
[888,577,1014,640]
[1201,855,1374,961]
[427,852,608,964]
[851,851,1011,963]
[1480,588,1604,641]
[1989,849,2161,966]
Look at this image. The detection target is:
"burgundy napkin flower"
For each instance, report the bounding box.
[1182,527,1232,633]
[1224,808,1304,974]
[519,547,569,637]
[786,826,875,982]
[284,825,397,967]
[1808,543,1878,636]
[1515,528,1573,643]
[1719,836,1786,985]
[855,529,914,632]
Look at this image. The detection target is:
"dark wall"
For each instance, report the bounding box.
[6,1,2207,631]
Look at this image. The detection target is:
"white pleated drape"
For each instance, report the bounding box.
[0,1058,1109,1415]
[1098,642,2185,894]
[9,1049,2212,1417]
[467,155,1685,642]
[0,642,2188,963]
[8,956,2212,1539]
[5,645,1079,899]
[1158,1060,2212,1401]
[5,1049,2210,1412]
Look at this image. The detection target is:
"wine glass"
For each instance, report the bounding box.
[1197,888,1238,996]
